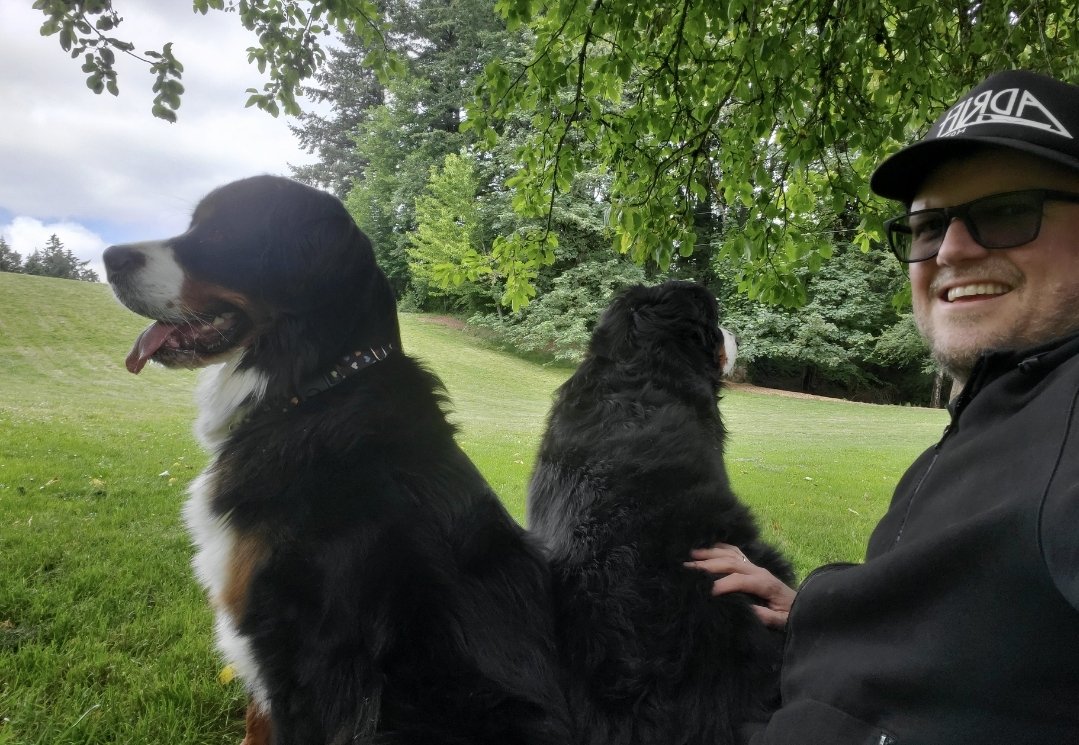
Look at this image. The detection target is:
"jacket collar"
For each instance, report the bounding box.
[949,331,1079,418]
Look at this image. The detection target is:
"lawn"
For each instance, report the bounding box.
[0,272,947,744]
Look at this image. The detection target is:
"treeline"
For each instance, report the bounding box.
[0,234,99,283]
[287,0,942,405]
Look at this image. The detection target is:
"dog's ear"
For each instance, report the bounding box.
[277,213,401,348]
[281,216,373,303]
[587,285,646,360]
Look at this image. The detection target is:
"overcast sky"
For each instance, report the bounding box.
[0,1,323,280]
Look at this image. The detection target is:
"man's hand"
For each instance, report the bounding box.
[685,543,797,629]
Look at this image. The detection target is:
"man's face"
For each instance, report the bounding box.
[909,150,1079,382]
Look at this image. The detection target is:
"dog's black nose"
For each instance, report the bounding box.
[103,244,146,279]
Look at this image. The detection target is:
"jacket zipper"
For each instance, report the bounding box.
[890,421,952,548]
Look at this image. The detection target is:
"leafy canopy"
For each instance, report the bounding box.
[32,0,403,121]
[469,0,1078,304]
[33,1,1079,305]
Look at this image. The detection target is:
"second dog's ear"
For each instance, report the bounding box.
[587,287,644,360]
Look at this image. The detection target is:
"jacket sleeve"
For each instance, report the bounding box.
[1039,386,1079,612]
[744,701,896,745]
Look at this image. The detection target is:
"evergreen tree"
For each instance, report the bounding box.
[328,0,522,299]
[23,235,99,282]
[0,237,23,273]
[289,31,386,197]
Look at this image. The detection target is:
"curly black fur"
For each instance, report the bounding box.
[528,280,794,745]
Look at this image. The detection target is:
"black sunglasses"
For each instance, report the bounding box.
[884,189,1079,263]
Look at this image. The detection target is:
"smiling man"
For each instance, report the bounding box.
[877,73,1079,386]
[689,70,1079,744]
[903,153,1079,382]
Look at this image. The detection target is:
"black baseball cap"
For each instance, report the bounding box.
[870,70,1079,204]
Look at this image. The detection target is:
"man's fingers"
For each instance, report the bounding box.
[687,543,753,575]
[683,556,747,575]
[712,574,793,629]
[710,571,774,599]
[752,605,789,629]
[686,543,795,630]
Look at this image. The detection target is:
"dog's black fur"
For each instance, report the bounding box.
[528,281,794,745]
[104,176,570,744]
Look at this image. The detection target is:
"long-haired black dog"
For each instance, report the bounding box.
[527,280,793,745]
[103,175,570,744]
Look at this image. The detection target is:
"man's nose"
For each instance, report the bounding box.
[934,218,989,265]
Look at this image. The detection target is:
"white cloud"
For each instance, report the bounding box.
[0,1,327,275]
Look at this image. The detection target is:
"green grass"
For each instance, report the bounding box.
[0,272,948,744]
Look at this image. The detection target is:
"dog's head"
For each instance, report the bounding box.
[104,176,399,397]
[589,280,736,383]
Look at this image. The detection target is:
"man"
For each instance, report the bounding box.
[688,70,1079,744]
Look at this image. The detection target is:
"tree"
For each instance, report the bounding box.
[23,235,99,282]
[341,77,472,297]
[720,243,933,403]
[31,0,402,122]
[472,257,648,362]
[327,0,520,300]
[33,1,1079,307]
[407,153,502,312]
[0,238,23,273]
[471,165,655,357]
[289,30,386,197]
[470,0,1079,306]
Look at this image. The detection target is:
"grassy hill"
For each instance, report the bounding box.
[0,271,947,744]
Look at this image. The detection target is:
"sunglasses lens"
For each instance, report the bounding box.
[887,212,947,262]
[907,212,948,260]
[967,193,1042,248]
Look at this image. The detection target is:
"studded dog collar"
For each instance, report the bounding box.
[248,343,396,421]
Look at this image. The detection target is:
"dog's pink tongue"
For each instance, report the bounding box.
[126,321,176,374]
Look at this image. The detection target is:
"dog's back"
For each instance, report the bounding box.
[528,281,793,745]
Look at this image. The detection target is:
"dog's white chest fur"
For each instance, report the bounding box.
[183,356,270,709]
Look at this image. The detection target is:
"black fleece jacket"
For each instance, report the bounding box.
[752,332,1079,745]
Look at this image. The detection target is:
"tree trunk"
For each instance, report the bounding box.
[931,371,944,408]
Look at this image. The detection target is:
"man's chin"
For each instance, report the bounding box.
[930,330,1032,387]
[916,319,976,387]
[924,327,999,387]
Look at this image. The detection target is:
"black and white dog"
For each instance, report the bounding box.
[528,281,793,745]
[104,175,570,744]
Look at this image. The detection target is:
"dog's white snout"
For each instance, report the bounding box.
[719,327,738,377]
[105,241,186,319]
